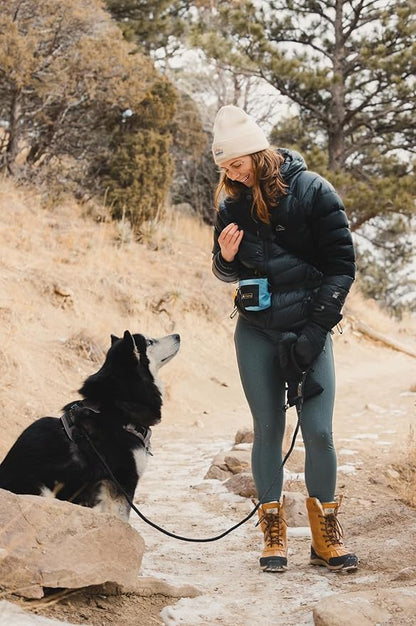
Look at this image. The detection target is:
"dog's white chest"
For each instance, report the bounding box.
[133,447,149,478]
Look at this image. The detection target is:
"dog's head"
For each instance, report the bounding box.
[78,331,180,427]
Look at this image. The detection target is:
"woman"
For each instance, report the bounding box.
[211,105,358,573]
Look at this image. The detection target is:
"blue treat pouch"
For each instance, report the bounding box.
[236,278,271,311]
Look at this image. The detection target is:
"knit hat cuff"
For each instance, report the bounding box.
[213,132,270,165]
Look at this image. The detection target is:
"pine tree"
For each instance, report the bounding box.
[192,0,416,227]
[104,0,188,58]
[190,0,416,310]
[101,76,177,230]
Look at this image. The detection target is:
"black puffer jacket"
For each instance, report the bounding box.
[212,149,355,332]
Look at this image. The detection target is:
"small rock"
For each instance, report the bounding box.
[365,403,387,414]
[234,428,253,444]
[204,465,230,481]
[392,567,416,581]
[224,473,256,498]
[224,454,250,475]
[135,576,201,598]
[53,283,73,298]
[210,452,228,471]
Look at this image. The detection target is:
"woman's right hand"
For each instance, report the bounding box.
[218,222,244,263]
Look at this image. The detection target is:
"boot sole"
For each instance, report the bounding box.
[310,556,358,572]
[260,557,287,573]
[261,564,287,573]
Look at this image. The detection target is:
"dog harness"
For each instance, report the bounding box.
[60,402,152,454]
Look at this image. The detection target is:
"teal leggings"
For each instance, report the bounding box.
[234,316,337,503]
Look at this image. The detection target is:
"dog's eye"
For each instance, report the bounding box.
[146,339,154,346]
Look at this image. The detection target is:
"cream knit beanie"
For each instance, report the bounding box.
[212,105,270,165]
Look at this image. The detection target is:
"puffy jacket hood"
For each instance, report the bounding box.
[278,148,307,182]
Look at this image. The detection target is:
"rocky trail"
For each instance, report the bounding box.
[131,338,416,626]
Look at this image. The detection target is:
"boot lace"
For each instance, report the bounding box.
[320,512,344,547]
[257,512,287,547]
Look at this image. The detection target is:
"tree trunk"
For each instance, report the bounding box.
[328,0,346,171]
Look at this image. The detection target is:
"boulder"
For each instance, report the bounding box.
[0,489,145,599]
[313,588,416,625]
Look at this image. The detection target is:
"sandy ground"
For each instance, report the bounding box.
[1,180,416,624]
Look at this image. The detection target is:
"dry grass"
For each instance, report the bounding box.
[0,177,232,451]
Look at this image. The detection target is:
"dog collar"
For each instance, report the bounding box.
[123,423,153,454]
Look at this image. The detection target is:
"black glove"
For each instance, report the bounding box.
[286,376,324,407]
[293,322,328,370]
[277,332,324,407]
[276,332,303,381]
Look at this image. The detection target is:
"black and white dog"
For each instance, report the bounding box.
[0,331,180,519]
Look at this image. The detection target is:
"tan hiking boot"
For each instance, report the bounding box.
[257,497,287,573]
[306,495,358,572]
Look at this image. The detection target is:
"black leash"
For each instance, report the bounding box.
[76,374,306,543]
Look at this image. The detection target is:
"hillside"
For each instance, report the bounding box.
[0,178,236,455]
[1,178,416,625]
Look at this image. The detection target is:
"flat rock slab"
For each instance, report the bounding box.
[313,587,416,625]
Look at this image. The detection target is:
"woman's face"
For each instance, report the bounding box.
[220,155,254,187]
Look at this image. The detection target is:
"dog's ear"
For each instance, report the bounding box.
[122,330,137,353]
[111,334,120,346]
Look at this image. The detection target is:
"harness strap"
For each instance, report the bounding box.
[60,408,76,442]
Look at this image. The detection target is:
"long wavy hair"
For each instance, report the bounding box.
[214,149,287,223]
